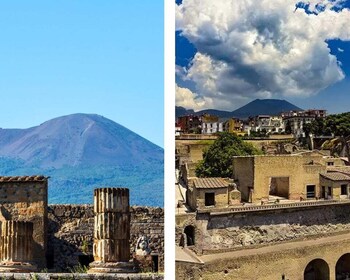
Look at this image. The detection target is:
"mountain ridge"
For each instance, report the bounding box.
[0,113,162,168]
[176,99,303,119]
[0,113,163,206]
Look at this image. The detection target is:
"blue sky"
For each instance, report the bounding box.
[0,1,164,147]
[176,0,350,115]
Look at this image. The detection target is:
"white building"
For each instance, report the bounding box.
[201,121,224,134]
[247,115,284,135]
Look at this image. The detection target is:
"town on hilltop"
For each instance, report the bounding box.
[175,104,350,280]
[176,106,326,139]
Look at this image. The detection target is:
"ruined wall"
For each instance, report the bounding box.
[320,176,349,200]
[0,273,163,279]
[186,185,197,211]
[196,188,227,209]
[254,156,299,201]
[321,156,346,166]
[48,205,164,272]
[176,203,350,253]
[270,177,289,197]
[0,178,48,268]
[176,233,350,280]
[232,157,254,202]
[189,144,211,163]
[176,140,214,165]
[175,213,197,246]
[301,164,325,198]
[233,155,327,202]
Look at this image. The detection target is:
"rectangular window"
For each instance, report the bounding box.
[327,162,334,166]
[306,185,315,198]
[205,192,215,206]
[341,184,348,195]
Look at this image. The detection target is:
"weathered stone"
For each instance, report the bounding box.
[0,221,37,272]
[88,188,134,273]
[0,176,48,269]
[47,205,164,272]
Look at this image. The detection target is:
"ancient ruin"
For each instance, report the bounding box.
[133,235,154,272]
[0,176,48,269]
[176,146,350,279]
[0,176,163,279]
[0,221,36,272]
[88,187,135,273]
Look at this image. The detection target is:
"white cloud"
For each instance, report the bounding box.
[338,47,344,52]
[175,84,213,111]
[176,0,350,110]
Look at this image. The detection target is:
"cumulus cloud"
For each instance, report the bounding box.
[176,0,350,110]
[176,84,214,111]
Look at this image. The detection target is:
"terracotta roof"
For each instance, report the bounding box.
[321,172,350,181]
[327,166,350,175]
[193,177,230,189]
[0,175,48,182]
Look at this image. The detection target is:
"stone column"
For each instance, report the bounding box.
[88,188,135,273]
[0,221,37,272]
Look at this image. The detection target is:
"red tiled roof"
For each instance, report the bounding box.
[193,177,230,189]
[327,166,350,175]
[321,172,350,181]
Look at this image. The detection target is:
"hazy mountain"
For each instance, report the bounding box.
[175,106,194,118]
[176,99,302,119]
[0,114,163,206]
[231,99,302,118]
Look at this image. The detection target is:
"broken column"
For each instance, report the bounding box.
[88,187,135,273]
[0,221,37,272]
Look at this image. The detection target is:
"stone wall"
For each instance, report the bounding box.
[176,203,350,253]
[0,177,48,269]
[196,188,228,209]
[232,157,254,202]
[176,232,350,280]
[175,213,196,246]
[47,205,164,272]
[320,176,349,200]
[233,155,328,202]
[0,273,163,279]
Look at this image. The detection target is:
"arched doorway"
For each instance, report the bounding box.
[336,253,350,279]
[304,258,329,280]
[184,225,195,246]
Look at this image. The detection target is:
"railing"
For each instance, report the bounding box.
[176,134,218,140]
[197,199,350,215]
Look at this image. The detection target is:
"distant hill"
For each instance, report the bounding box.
[176,99,302,119]
[0,114,163,206]
[175,106,194,118]
[231,99,302,118]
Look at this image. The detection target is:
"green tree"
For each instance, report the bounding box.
[195,132,263,177]
[309,113,350,161]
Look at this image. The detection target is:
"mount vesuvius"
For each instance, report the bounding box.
[0,114,164,206]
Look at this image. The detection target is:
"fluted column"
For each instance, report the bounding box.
[89,187,135,273]
[0,221,37,272]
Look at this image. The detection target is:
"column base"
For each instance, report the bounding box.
[87,261,137,274]
[0,261,37,272]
